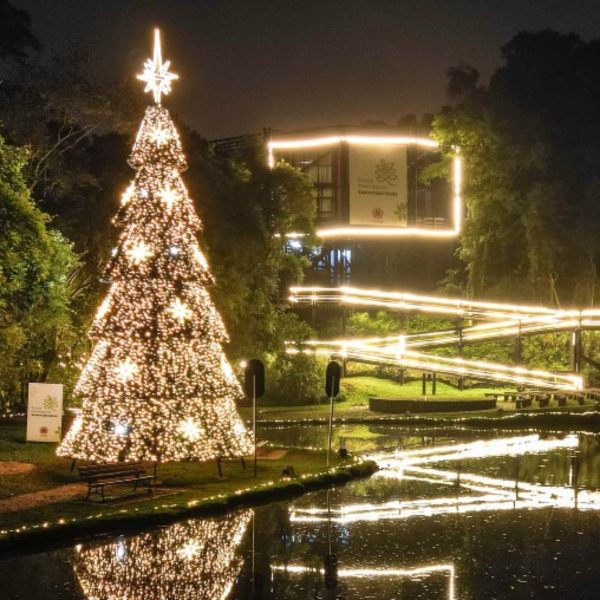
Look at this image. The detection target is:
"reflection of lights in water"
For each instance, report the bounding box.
[177,540,201,561]
[372,434,579,468]
[73,510,251,600]
[403,465,599,509]
[282,434,593,599]
[272,563,456,600]
[115,539,127,563]
[339,525,351,543]
[291,494,515,524]
[290,435,594,525]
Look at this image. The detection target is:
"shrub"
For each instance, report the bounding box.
[264,353,325,405]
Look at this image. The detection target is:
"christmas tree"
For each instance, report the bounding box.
[58,29,253,463]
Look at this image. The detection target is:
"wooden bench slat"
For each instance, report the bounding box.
[77,461,155,502]
[79,463,145,473]
[79,472,143,479]
[80,466,144,474]
[93,475,154,487]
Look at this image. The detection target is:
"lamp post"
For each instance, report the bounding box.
[325,361,341,467]
[244,359,265,477]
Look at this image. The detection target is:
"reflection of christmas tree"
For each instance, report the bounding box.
[73,510,251,600]
[57,29,252,462]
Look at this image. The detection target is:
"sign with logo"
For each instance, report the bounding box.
[348,144,408,226]
[26,383,63,442]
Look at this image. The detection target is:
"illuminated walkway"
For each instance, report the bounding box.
[288,286,594,390]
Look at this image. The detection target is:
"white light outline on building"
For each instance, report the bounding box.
[267,135,462,238]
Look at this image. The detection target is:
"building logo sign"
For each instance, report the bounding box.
[374,159,397,185]
[349,145,408,226]
[372,207,384,221]
[26,383,63,442]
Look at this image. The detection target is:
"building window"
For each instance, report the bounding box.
[278,149,338,221]
[317,188,334,218]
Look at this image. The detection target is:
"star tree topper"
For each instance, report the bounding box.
[137,28,178,104]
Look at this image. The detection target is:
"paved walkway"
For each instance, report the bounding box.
[0,462,35,476]
[0,483,86,513]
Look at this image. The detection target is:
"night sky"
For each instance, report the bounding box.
[13,0,600,139]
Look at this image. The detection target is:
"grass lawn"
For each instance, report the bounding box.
[0,422,348,536]
[343,376,504,400]
[248,375,509,420]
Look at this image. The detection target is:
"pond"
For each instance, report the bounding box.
[3,428,600,599]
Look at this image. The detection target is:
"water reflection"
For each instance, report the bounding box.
[271,563,456,600]
[291,434,596,524]
[260,423,484,454]
[274,432,600,598]
[5,431,600,599]
[73,510,251,600]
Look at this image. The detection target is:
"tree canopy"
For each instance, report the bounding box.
[0,136,78,408]
[183,133,316,360]
[433,30,600,306]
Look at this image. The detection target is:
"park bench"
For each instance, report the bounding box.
[586,388,600,402]
[515,395,532,409]
[556,394,567,407]
[525,391,549,407]
[78,462,155,501]
[503,391,520,402]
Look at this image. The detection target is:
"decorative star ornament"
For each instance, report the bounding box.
[168,297,193,323]
[116,357,139,383]
[152,126,170,146]
[137,28,178,104]
[177,540,201,561]
[127,240,152,264]
[160,184,179,211]
[178,417,203,441]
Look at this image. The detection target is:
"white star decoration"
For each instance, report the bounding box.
[137,28,178,104]
[168,297,193,323]
[178,417,203,441]
[152,126,170,146]
[127,241,151,264]
[160,184,179,210]
[177,540,200,561]
[116,357,138,383]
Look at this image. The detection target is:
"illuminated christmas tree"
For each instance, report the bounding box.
[58,30,253,463]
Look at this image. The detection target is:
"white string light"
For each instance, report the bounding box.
[288,285,587,390]
[57,29,252,463]
[136,28,178,104]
